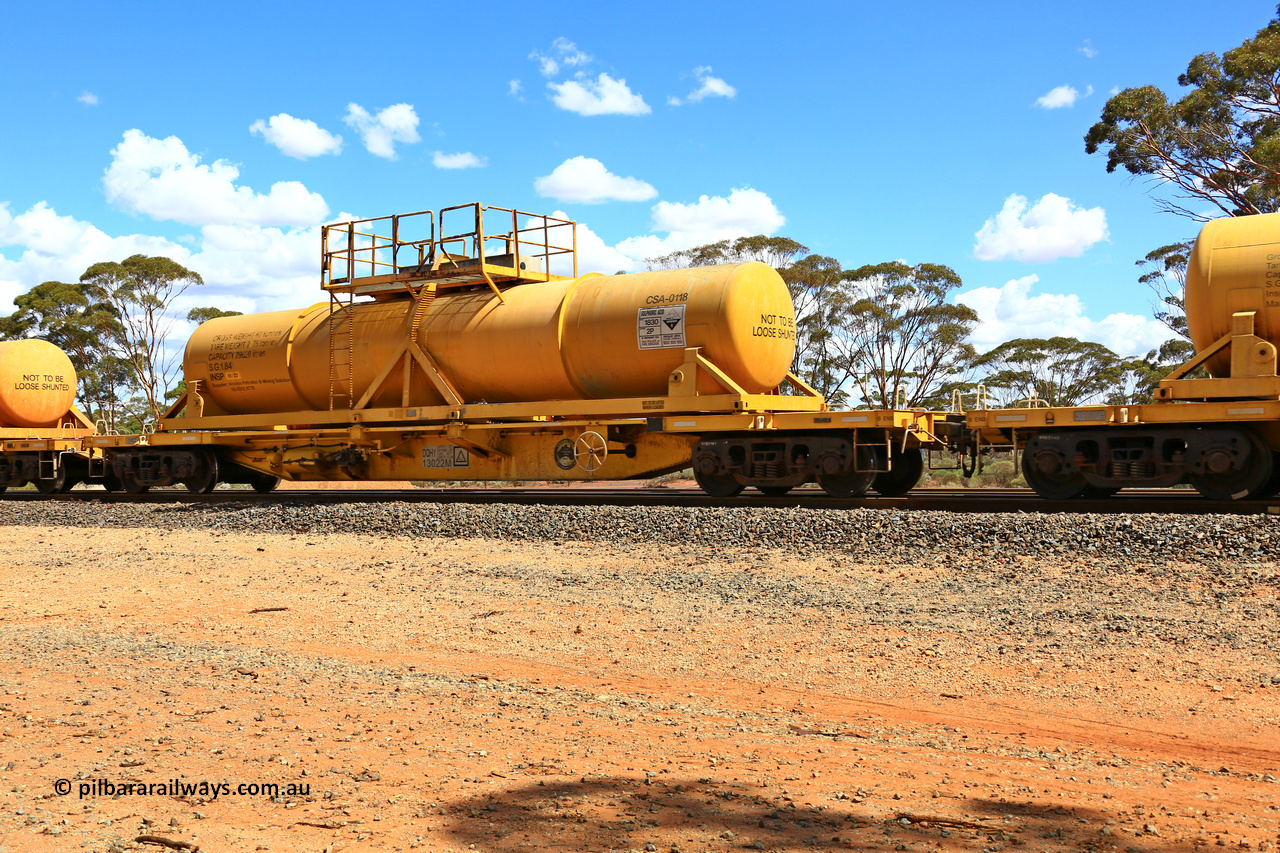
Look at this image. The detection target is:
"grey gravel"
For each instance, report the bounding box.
[2,500,1279,567]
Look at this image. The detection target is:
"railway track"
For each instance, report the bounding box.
[3,486,1279,515]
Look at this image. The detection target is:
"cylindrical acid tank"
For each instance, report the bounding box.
[183,262,797,415]
[0,339,78,428]
[1184,211,1280,377]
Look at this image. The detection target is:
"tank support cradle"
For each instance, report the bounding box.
[1158,310,1280,401]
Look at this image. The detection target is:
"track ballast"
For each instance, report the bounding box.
[4,486,1279,515]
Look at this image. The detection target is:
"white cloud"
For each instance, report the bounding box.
[615,188,785,260]
[1035,84,1090,109]
[103,129,330,227]
[0,197,361,320]
[530,38,592,78]
[651,188,784,234]
[249,113,343,159]
[0,201,191,313]
[343,103,420,159]
[1078,39,1098,58]
[546,212,638,275]
[686,66,736,102]
[973,193,1108,263]
[77,91,99,106]
[538,188,785,274]
[508,79,523,98]
[535,56,559,77]
[549,74,650,116]
[534,157,657,203]
[432,151,486,169]
[186,221,327,312]
[667,96,683,107]
[956,274,1175,357]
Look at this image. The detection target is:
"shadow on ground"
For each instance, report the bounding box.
[442,776,1187,852]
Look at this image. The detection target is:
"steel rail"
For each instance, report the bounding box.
[3,487,1279,515]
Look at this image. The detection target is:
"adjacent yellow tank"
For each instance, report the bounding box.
[1184,211,1280,377]
[0,339,78,428]
[184,262,797,415]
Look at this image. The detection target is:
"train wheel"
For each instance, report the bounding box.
[1022,446,1089,500]
[122,475,150,494]
[250,474,281,494]
[101,472,123,493]
[817,469,876,498]
[1188,431,1273,501]
[756,484,792,496]
[35,467,70,495]
[0,486,7,495]
[184,453,219,495]
[818,444,881,498]
[1262,452,1280,498]
[872,447,924,497]
[694,469,744,497]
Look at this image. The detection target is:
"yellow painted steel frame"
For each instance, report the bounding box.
[156,392,825,434]
[654,408,950,447]
[0,405,95,440]
[1156,310,1280,401]
[0,437,91,453]
[0,410,105,486]
[133,396,946,485]
[115,418,697,483]
[967,400,1280,453]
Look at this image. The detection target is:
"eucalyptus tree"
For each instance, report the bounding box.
[839,262,978,409]
[0,279,136,429]
[1084,7,1280,220]
[80,254,204,422]
[974,337,1125,407]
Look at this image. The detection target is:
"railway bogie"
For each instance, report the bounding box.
[670,410,956,497]
[968,401,1280,501]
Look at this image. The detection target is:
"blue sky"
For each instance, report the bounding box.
[1,0,1276,357]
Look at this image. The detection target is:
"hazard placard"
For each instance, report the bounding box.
[637,305,686,349]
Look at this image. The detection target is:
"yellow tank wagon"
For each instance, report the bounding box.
[0,339,100,494]
[967,211,1280,501]
[94,204,955,496]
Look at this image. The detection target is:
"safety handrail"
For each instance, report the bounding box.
[322,203,577,291]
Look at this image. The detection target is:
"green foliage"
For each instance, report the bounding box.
[1136,240,1194,339]
[0,279,137,429]
[1123,241,1205,401]
[1107,339,1203,405]
[841,262,979,409]
[648,238,980,408]
[1084,6,1280,219]
[81,254,203,422]
[974,337,1125,407]
[645,235,809,271]
[922,456,1025,488]
[186,306,242,324]
[780,254,855,404]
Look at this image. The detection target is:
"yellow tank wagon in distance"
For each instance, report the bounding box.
[967,211,1280,502]
[0,339,103,494]
[97,203,956,497]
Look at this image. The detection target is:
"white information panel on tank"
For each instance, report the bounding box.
[637,305,686,350]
